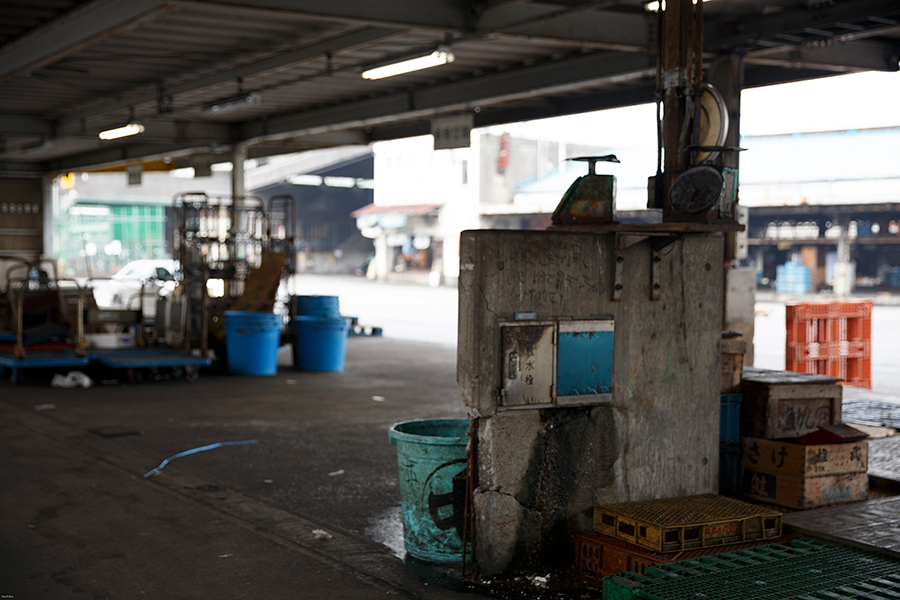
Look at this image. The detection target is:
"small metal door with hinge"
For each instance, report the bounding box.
[500,323,555,407]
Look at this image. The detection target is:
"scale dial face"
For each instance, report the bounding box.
[669,166,724,214]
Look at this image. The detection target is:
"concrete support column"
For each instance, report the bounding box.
[374,233,390,281]
[231,144,247,205]
[834,218,855,297]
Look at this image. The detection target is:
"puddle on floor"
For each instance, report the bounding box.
[365,506,406,559]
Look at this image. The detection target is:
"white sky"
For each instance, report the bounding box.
[484,70,900,148]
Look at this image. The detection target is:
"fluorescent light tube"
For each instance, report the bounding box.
[362,48,455,80]
[99,123,145,140]
[202,92,261,114]
[645,0,711,11]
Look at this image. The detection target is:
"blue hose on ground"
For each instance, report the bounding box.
[143,440,258,478]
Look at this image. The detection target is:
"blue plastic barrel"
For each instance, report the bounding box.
[292,316,350,372]
[224,311,281,376]
[295,295,340,319]
[388,419,470,563]
[719,393,742,445]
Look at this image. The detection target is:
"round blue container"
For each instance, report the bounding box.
[295,295,340,319]
[292,316,350,372]
[224,311,282,376]
[388,419,470,564]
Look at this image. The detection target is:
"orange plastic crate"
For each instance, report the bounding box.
[787,341,870,361]
[785,302,873,389]
[573,532,792,579]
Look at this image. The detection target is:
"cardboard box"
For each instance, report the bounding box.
[742,437,867,478]
[740,469,868,510]
[740,368,842,439]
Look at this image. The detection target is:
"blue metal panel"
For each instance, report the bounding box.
[0,352,90,369]
[557,320,613,397]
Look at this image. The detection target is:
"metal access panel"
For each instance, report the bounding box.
[557,319,614,405]
[500,323,555,407]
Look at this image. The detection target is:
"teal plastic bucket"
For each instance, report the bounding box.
[295,295,340,319]
[224,311,281,376]
[292,316,350,372]
[388,419,470,563]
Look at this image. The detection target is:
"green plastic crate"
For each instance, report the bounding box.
[602,540,900,600]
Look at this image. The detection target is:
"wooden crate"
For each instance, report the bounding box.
[721,337,746,394]
[740,469,868,510]
[593,494,782,553]
[574,532,793,578]
[742,436,867,478]
[740,367,842,439]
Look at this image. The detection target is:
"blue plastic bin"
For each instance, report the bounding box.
[388,419,470,563]
[719,441,741,497]
[720,393,742,445]
[224,311,281,376]
[295,295,340,319]
[292,316,350,372]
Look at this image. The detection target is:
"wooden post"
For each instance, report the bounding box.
[661,0,694,222]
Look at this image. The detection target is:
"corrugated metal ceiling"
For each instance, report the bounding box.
[0,0,898,173]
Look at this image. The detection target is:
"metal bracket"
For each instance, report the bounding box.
[649,234,684,301]
[613,253,624,302]
[614,234,649,302]
[651,246,662,301]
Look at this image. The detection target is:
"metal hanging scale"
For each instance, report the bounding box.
[551,154,620,225]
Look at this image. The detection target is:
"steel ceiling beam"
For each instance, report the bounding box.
[174,0,471,30]
[0,115,54,137]
[58,26,405,125]
[706,0,900,53]
[45,142,221,173]
[0,0,178,84]
[482,8,652,52]
[745,40,900,73]
[241,51,654,143]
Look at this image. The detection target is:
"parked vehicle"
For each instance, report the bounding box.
[92,260,178,313]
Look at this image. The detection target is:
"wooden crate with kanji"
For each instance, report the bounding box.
[740,368,842,440]
[740,469,868,510]
[741,436,867,478]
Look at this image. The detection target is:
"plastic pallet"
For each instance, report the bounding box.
[574,532,793,579]
[602,539,900,600]
[593,494,782,553]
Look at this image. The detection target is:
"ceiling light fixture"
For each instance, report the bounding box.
[644,0,711,11]
[202,91,262,114]
[99,107,144,140]
[361,46,455,80]
[99,122,144,140]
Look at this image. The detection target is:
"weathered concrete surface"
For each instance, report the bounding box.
[458,230,724,576]
[724,267,757,365]
[0,338,479,600]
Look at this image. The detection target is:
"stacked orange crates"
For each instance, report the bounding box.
[785,301,872,389]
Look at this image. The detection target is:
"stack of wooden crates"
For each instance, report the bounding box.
[737,367,868,510]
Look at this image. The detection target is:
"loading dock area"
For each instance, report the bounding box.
[4,0,900,595]
[3,334,900,598]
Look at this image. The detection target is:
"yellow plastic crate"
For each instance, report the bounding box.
[593,493,782,553]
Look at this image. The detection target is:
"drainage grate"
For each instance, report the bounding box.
[843,400,900,428]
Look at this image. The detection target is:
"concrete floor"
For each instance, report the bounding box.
[4,280,900,598]
[1,338,482,600]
